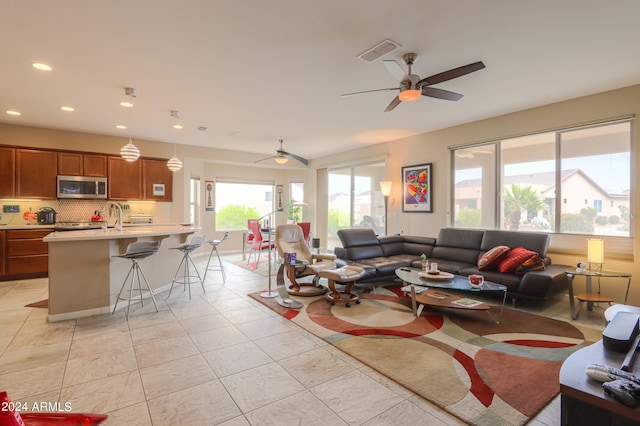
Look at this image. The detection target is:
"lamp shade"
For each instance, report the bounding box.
[587,239,604,264]
[379,181,392,197]
[275,156,288,164]
[167,156,183,172]
[120,138,140,162]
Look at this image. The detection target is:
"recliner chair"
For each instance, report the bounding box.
[275,224,336,296]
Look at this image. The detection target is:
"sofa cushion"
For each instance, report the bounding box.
[497,247,538,273]
[480,230,549,257]
[436,228,484,250]
[514,256,546,276]
[337,228,384,260]
[478,245,510,270]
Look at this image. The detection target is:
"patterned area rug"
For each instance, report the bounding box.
[250,285,596,426]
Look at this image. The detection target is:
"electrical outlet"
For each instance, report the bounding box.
[3,205,19,213]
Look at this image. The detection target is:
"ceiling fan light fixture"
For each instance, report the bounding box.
[275,156,289,164]
[398,89,421,102]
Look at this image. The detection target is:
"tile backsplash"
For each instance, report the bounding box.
[0,199,169,225]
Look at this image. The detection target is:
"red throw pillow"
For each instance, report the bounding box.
[497,247,538,273]
[477,246,510,270]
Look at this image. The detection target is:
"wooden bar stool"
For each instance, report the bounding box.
[320,265,365,307]
[112,241,160,320]
[168,235,206,299]
[204,232,228,283]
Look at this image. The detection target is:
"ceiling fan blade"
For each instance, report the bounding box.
[384,95,402,112]
[255,155,276,163]
[383,59,407,82]
[422,86,464,101]
[341,87,398,97]
[285,152,309,166]
[418,61,485,86]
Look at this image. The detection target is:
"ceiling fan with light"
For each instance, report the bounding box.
[341,53,485,112]
[455,148,493,159]
[255,139,309,166]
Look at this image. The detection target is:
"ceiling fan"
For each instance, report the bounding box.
[341,53,485,112]
[255,139,309,166]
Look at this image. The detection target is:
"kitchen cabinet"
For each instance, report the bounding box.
[0,147,15,198]
[108,156,141,200]
[3,229,49,280]
[142,159,173,201]
[16,149,57,199]
[58,153,107,177]
[0,231,5,277]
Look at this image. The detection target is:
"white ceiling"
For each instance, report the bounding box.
[2,1,640,163]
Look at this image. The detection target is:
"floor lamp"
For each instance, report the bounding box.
[258,201,307,301]
[380,181,392,236]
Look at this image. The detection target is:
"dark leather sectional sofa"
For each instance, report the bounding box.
[334,227,570,303]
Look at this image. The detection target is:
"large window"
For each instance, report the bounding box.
[327,162,386,249]
[289,182,304,222]
[214,181,274,231]
[452,119,631,237]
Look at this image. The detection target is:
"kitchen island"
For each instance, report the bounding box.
[43,225,199,322]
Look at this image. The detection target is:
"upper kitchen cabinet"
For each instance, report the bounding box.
[58,152,107,177]
[142,159,173,202]
[0,147,15,198]
[108,156,141,200]
[16,149,57,199]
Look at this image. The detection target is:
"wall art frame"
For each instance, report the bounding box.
[402,163,432,213]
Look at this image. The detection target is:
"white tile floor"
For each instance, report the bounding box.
[0,255,607,425]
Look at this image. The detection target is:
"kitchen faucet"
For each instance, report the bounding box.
[100,202,123,231]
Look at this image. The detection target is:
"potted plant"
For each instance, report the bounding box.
[420,253,428,271]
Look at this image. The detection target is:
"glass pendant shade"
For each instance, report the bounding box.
[120,137,140,162]
[398,89,421,102]
[167,156,183,171]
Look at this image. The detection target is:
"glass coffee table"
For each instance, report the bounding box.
[395,267,507,323]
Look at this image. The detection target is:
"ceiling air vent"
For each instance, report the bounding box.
[357,39,401,63]
[197,126,208,131]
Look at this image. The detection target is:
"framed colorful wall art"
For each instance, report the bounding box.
[402,163,432,212]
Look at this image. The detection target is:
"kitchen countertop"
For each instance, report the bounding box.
[0,224,56,229]
[43,224,200,242]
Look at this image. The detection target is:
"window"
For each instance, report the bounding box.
[289,182,304,222]
[327,162,386,249]
[451,119,631,236]
[214,181,274,231]
[189,177,200,226]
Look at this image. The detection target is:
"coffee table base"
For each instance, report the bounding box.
[404,285,506,324]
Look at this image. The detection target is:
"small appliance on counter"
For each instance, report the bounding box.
[129,215,155,224]
[36,207,57,225]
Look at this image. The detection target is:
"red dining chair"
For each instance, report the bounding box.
[247,219,259,244]
[297,222,311,245]
[247,220,275,268]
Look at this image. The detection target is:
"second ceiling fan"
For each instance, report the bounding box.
[341,53,485,112]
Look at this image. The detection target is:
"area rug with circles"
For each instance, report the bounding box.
[249,285,599,426]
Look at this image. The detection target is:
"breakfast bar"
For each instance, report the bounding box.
[43,225,199,322]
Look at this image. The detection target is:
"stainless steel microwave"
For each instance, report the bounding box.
[57,175,107,199]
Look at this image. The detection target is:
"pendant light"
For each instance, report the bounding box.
[167,110,183,171]
[120,88,140,162]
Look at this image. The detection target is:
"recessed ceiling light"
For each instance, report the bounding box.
[32,62,52,71]
[116,125,127,129]
[61,106,74,112]
[120,101,133,108]
[173,124,183,129]
[6,110,21,116]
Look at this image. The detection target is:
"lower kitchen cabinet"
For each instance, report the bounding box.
[1,229,50,281]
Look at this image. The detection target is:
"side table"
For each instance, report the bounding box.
[565,268,632,320]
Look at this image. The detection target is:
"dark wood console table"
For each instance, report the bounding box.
[560,340,640,425]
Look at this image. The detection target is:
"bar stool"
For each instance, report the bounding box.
[204,232,228,283]
[168,234,206,299]
[112,241,160,320]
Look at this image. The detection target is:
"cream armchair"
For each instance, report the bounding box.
[275,224,336,296]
